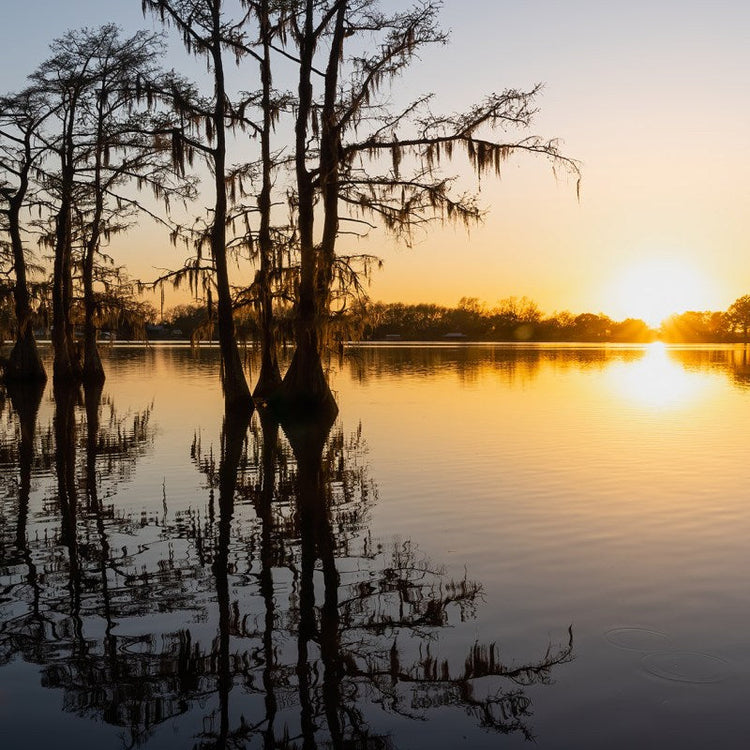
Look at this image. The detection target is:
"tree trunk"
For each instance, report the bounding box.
[211,2,252,412]
[6,327,46,383]
[278,325,338,420]
[5,197,46,382]
[253,0,282,401]
[316,0,347,316]
[52,133,81,383]
[279,0,338,418]
[82,242,105,384]
[82,93,107,385]
[253,274,283,400]
[82,316,105,383]
[279,237,337,417]
[52,202,80,382]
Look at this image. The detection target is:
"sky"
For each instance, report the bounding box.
[2,0,749,324]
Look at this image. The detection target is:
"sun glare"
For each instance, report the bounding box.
[607,257,715,328]
[607,342,711,410]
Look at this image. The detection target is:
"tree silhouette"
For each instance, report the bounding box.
[7,26,187,383]
[726,295,750,344]
[0,88,52,382]
[142,0,263,412]
[247,0,284,400]
[277,0,579,415]
[67,27,188,383]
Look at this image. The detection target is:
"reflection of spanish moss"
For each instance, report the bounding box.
[0,381,45,668]
[187,413,574,747]
[0,380,166,748]
[86,390,154,490]
[0,390,573,748]
[53,382,84,665]
[0,383,43,560]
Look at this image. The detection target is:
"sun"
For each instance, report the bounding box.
[606,257,717,328]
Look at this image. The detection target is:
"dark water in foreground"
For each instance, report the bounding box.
[2,343,750,749]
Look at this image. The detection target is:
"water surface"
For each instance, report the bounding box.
[2,343,749,748]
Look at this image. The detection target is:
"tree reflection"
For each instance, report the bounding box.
[0,380,46,668]
[189,411,573,748]
[345,344,646,387]
[0,388,573,748]
[653,347,750,391]
[731,348,750,387]
[0,380,163,745]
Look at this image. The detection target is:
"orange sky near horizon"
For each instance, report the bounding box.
[2,0,749,325]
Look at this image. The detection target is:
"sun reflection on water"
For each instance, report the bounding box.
[606,342,712,409]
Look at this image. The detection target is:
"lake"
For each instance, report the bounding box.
[1,343,749,749]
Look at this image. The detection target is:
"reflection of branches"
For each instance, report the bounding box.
[667,347,750,390]
[0,380,167,748]
[192,412,574,746]
[352,627,574,740]
[1,388,574,748]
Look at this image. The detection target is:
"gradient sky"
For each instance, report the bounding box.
[2,0,749,322]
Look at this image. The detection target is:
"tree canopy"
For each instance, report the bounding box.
[1,1,582,414]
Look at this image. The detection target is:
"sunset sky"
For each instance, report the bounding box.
[2,0,749,324]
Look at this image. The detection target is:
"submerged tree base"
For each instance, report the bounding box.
[6,377,46,438]
[252,361,283,403]
[223,389,255,418]
[82,343,106,386]
[4,331,47,384]
[223,388,255,424]
[273,344,338,423]
[279,399,337,472]
[51,334,83,384]
[269,390,338,427]
[53,362,83,384]
[218,344,254,415]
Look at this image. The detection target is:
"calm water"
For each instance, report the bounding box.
[2,343,750,749]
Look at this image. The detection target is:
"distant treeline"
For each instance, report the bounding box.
[359,297,655,342]
[146,294,750,344]
[357,296,750,343]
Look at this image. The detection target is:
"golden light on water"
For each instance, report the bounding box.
[606,342,712,409]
